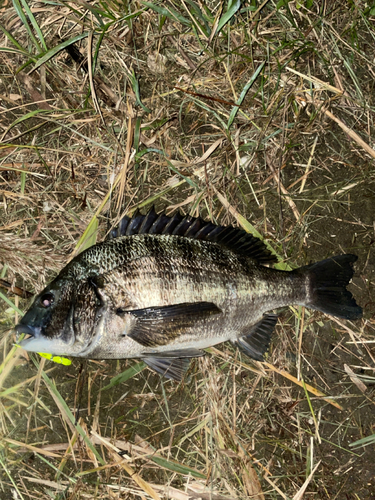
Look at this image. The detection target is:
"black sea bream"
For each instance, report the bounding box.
[16,208,362,380]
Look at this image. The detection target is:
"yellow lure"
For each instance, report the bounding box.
[38,352,72,366]
[14,343,71,366]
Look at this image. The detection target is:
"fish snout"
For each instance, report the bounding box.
[15,323,40,342]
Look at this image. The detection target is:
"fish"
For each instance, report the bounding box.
[15,208,362,381]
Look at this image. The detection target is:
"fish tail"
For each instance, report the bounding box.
[298,254,362,320]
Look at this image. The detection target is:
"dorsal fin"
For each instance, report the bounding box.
[108,207,277,264]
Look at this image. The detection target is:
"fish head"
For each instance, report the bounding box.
[15,275,105,357]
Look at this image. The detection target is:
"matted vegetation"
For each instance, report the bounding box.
[0,1,374,498]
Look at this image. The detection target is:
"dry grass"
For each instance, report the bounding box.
[0,1,375,499]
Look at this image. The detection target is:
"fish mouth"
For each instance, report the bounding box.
[15,323,68,355]
[15,324,41,347]
[15,324,37,337]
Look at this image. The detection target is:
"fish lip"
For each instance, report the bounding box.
[15,324,36,337]
[15,324,41,346]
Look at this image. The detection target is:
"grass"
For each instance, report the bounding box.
[0,0,374,498]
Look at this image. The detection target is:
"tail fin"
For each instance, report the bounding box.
[299,254,362,320]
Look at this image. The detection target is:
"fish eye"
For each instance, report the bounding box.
[40,292,54,308]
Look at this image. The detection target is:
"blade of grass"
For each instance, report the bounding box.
[0,455,25,500]
[183,0,212,36]
[0,25,27,52]
[349,433,375,449]
[0,370,53,399]
[215,0,241,35]
[91,431,162,500]
[0,290,23,315]
[141,1,190,26]
[39,365,106,466]
[0,47,29,56]
[128,68,151,112]
[12,0,42,52]
[28,32,89,74]
[149,455,206,479]
[301,378,321,444]
[0,109,51,143]
[180,0,210,39]
[100,362,146,391]
[263,362,343,410]
[227,62,265,129]
[76,211,99,253]
[19,0,47,50]
[35,452,77,483]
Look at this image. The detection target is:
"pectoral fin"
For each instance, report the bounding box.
[121,302,221,347]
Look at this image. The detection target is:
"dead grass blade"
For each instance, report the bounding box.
[324,108,375,160]
[3,437,61,458]
[1,1,373,497]
[291,67,375,160]
[344,364,367,393]
[263,362,343,410]
[92,432,162,500]
[0,342,26,390]
[117,108,136,211]
[0,454,25,500]
[292,461,321,500]
[87,31,104,124]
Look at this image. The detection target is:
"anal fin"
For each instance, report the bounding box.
[234,314,278,361]
[143,357,191,381]
[141,348,205,381]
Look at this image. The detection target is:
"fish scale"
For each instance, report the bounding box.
[16,208,362,381]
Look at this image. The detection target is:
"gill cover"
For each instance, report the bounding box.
[16,277,103,355]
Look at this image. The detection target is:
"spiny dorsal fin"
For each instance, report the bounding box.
[108,207,277,264]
